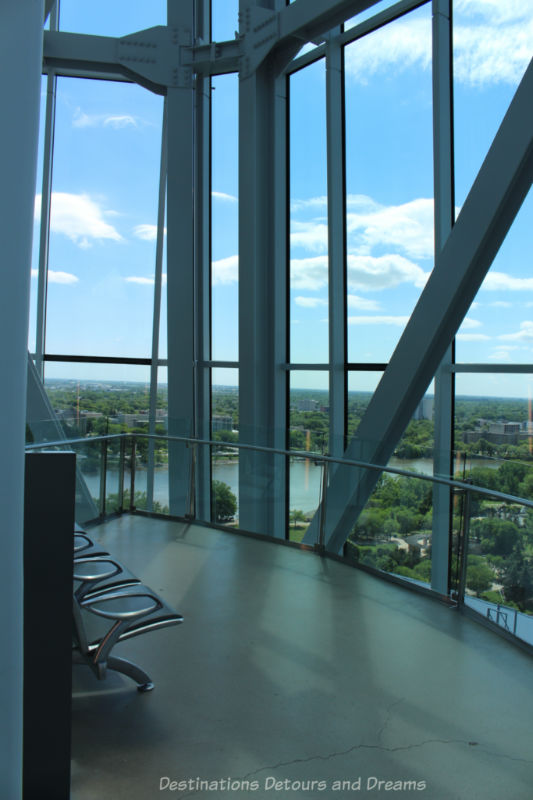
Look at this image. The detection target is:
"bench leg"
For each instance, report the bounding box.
[106,656,154,692]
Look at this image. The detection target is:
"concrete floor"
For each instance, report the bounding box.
[71,516,533,800]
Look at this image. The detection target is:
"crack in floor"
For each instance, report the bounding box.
[177,733,533,799]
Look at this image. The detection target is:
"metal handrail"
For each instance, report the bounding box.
[25,430,533,510]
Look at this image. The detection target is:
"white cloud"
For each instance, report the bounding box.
[31,269,78,284]
[290,256,328,290]
[499,321,533,342]
[294,296,327,308]
[488,301,512,308]
[456,333,491,341]
[212,255,238,285]
[347,315,409,326]
[124,274,167,286]
[453,20,533,87]
[290,196,328,213]
[73,109,139,129]
[482,272,533,291]
[133,224,167,241]
[35,193,122,247]
[347,254,428,291]
[488,346,520,360]
[347,198,434,261]
[290,221,329,253]
[125,276,154,286]
[347,294,381,311]
[344,7,532,88]
[290,253,428,292]
[345,17,431,84]
[104,115,138,129]
[212,191,238,203]
[460,317,482,329]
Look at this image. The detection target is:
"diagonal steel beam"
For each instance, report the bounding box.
[304,58,533,553]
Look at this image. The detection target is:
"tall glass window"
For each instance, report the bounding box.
[44,78,163,361]
[289,59,328,364]
[344,4,434,364]
[211,74,239,362]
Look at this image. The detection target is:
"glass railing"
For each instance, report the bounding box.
[26,431,533,650]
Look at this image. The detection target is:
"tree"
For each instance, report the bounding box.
[212,480,237,522]
[289,509,306,528]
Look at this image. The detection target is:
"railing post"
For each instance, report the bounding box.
[316,458,329,553]
[117,435,125,513]
[98,438,108,519]
[457,486,472,607]
[186,442,196,520]
[130,437,136,512]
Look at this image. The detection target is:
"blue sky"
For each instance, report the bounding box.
[30,0,532,397]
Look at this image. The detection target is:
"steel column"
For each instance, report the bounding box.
[194,0,212,523]
[35,4,58,380]
[325,29,346,460]
[431,0,455,595]
[305,59,533,553]
[238,0,288,537]
[166,0,196,517]
[147,99,168,511]
[0,3,44,796]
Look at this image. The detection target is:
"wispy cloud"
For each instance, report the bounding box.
[488,345,520,360]
[347,197,435,261]
[347,294,381,311]
[212,255,238,285]
[31,269,78,284]
[347,315,409,326]
[132,224,167,241]
[456,333,491,341]
[35,193,122,248]
[344,5,532,88]
[482,272,533,291]
[124,274,167,286]
[294,296,327,308]
[72,109,140,129]
[499,321,533,341]
[212,191,238,203]
[460,317,482,329]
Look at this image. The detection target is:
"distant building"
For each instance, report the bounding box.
[413,397,434,421]
[295,398,319,412]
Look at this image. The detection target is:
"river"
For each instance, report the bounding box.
[83,455,503,515]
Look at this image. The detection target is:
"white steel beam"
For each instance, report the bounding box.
[0,3,44,796]
[305,58,533,553]
[238,0,288,538]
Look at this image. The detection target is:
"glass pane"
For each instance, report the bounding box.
[289,372,328,542]
[462,491,533,647]
[346,469,433,587]
[29,75,49,354]
[59,0,166,37]
[456,190,533,364]
[290,59,328,363]
[212,0,239,42]
[344,1,409,32]
[344,4,433,363]
[453,0,532,209]
[454,374,533,493]
[212,74,239,361]
[347,371,382,439]
[212,369,239,526]
[45,77,162,358]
